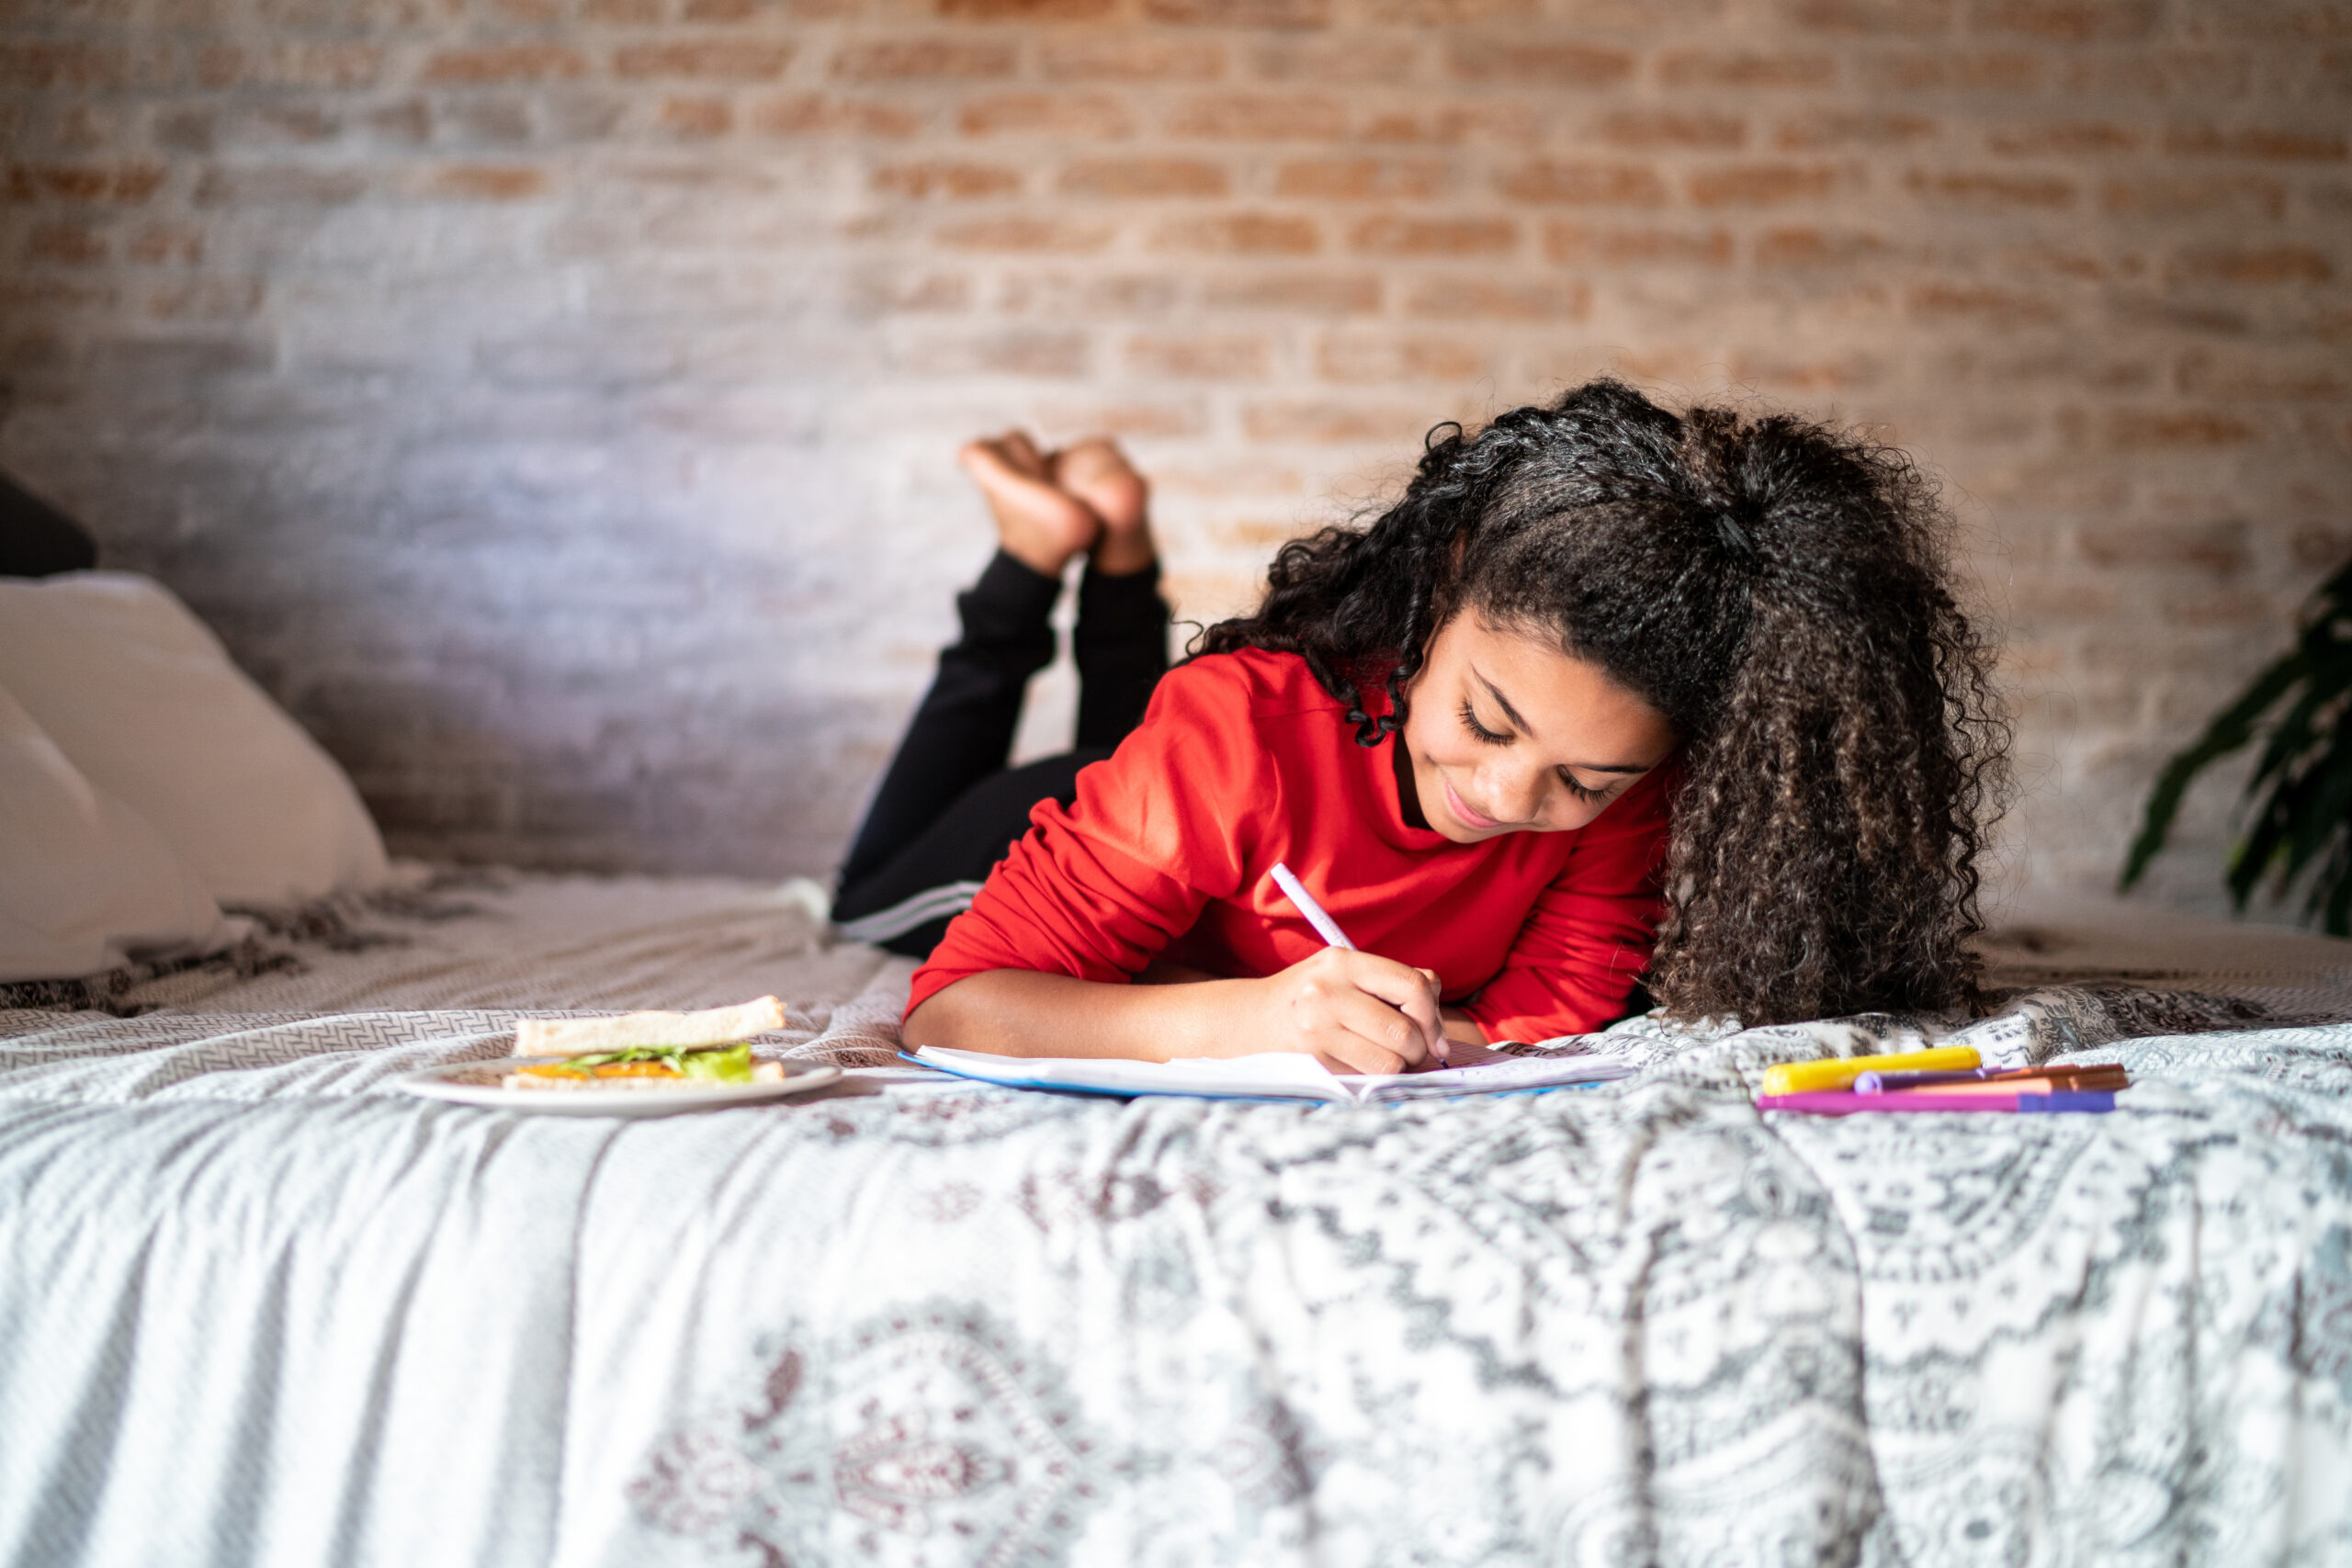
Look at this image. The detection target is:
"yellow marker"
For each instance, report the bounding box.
[1759,1045,1981,1099]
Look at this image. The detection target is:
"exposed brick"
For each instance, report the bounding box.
[1657,49,1836,87]
[1272,156,1446,200]
[1251,39,1419,82]
[684,0,756,17]
[1497,158,1667,206]
[1776,110,1938,149]
[941,0,1114,16]
[1126,333,1272,378]
[127,222,203,264]
[831,40,1016,80]
[1750,225,1888,267]
[202,42,386,89]
[6,161,166,203]
[1546,221,1734,265]
[1031,400,1210,436]
[2075,518,2246,571]
[656,97,731,137]
[0,41,130,90]
[1858,50,2040,90]
[616,41,794,81]
[958,93,1134,138]
[1905,169,2076,209]
[1905,281,2063,324]
[907,328,1091,376]
[1317,333,1486,382]
[2178,0,2352,38]
[1242,399,1433,443]
[2165,244,2333,285]
[423,163,548,200]
[1446,39,1634,85]
[1687,163,1839,206]
[1366,0,1536,17]
[1589,109,1746,150]
[999,273,1181,313]
[1057,157,1228,197]
[1150,211,1320,252]
[1986,121,2145,155]
[2054,49,2252,97]
[843,270,971,313]
[1782,0,1951,34]
[751,95,922,137]
[1144,0,1330,23]
[2101,174,2285,219]
[1358,105,1541,145]
[2176,348,2349,400]
[1038,38,1224,80]
[1204,272,1382,312]
[26,220,107,264]
[1166,93,1346,140]
[936,214,1114,251]
[1348,214,1516,254]
[2098,409,2261,448]
[876,160,1023,197]
[424,46,589,85]
[1725,351,1884,390]
[2163,122,2348,161]
[1975,0,2157,39]
[145,275,264,321]
[1400,276,1590,319]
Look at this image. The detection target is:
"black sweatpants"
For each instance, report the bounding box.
[833,550,1170,957]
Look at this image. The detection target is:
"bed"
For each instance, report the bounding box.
[3,871,2347,1567]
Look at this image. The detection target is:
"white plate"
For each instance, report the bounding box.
[393,1056,842,1117]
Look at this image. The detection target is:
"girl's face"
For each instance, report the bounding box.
[1399,611,1678,842]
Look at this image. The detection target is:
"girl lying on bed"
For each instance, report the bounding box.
[838,378,2006,1073]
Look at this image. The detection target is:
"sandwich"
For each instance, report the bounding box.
[501,996,790,1091]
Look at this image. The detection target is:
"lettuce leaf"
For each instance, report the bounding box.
[548,1042,757,1083]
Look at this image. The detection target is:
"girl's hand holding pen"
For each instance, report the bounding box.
[1246,947,1446,1077]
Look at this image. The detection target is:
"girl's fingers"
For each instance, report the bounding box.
[1335,952,1442,1055]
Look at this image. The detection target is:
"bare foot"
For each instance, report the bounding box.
[1052,437,1155,577]
[958,431,1100,578]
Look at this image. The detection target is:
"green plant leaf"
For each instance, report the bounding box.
[2120,650,2307,889]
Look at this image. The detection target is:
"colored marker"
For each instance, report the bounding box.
[1857,1065,2127,1093]
[1759,1045,1983,1099]
[1757,1090,2116,1115]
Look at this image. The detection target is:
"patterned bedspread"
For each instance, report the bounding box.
[1,884,2348,1566]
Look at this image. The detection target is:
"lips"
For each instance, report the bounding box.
[1443,779,1502,832]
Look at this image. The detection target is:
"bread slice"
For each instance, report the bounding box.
[514,996,787,1057]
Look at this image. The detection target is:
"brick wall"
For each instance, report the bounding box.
[3,0,2346,918]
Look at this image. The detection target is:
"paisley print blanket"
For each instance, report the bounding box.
[1,972,2347,1567]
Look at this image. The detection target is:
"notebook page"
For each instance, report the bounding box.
[1345,1053,1637,1104]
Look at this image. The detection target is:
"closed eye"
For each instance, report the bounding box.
[1556,769,1609,804]
[1458,698,1510,746]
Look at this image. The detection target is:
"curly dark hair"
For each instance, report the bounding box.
[1193,378,2009,1027]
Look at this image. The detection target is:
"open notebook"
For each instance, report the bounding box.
[907,1039,1634,1106]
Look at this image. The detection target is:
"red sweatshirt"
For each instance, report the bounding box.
[907,648,1675,1043]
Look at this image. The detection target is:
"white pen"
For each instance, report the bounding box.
[1269,862,1354,950]
[1268,862,1448,1065]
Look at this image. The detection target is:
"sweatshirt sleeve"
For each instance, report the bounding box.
[1460,762,1676,1043]
[907,660,1268,1019]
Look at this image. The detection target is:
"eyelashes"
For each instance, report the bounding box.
[1457,698,1509,747]
[1455,700,1611,805]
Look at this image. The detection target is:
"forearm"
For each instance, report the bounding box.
[903,969,1257,1061]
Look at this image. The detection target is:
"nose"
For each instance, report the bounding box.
[1476,759,1549,827]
